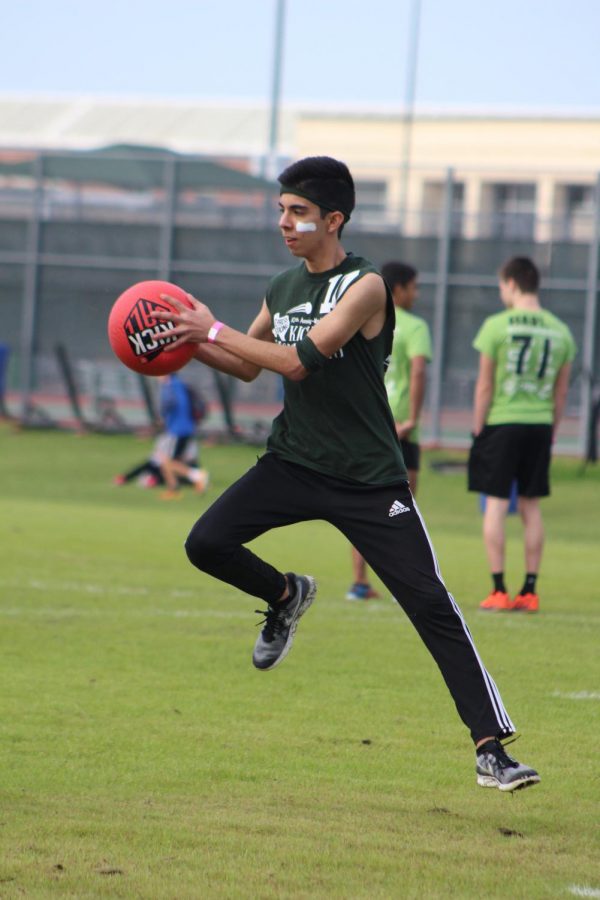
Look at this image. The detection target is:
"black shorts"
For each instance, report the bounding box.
[400,439,420,472]
[172,435,194,462]
[468,424,552,499]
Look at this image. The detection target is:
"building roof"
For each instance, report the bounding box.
[0,93,298,159]
[4,93,600,157]
[0,144,277,191]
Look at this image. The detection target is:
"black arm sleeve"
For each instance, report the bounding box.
[295,335,329,372]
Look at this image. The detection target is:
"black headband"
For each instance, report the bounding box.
[279,181,353,221]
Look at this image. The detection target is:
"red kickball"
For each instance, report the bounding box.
[107,280,195,375]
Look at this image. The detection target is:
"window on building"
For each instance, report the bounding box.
[420,180,464,236]
[484,183,536,240]
[355,180,387,211]
[554,183,595,240]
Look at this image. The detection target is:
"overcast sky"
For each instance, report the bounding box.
[3,0,600,111]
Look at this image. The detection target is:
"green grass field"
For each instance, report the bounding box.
[1,423,599,898]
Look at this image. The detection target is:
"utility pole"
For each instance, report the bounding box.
[263,0,286,181]
[398,0,422,232]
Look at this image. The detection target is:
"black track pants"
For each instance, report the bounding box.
[185,453,515,742]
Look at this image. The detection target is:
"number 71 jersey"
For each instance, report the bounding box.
[473,308,577,425]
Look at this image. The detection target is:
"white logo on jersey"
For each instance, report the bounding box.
[319,270,362,314]
[286,301,313,315]
[273,313,290,341]
[389,500,410,517]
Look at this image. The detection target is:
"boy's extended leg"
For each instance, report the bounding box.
[331,480,539,789]
[339,489,515,740]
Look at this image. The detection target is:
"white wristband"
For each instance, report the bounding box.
[207,321,225,343]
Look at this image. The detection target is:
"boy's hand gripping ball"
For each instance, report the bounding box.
[107,280,195,375]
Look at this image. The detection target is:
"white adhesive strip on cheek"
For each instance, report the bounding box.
[296,222,317,232]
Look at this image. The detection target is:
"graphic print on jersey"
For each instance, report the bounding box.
[287,302,313,315]
[504,321,561,402]
[265,254,407,485]
[318,270,361,315]
[271,268,363,359]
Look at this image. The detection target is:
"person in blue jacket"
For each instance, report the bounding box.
[158,373,209,500]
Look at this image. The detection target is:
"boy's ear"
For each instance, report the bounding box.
[326,210,345,233]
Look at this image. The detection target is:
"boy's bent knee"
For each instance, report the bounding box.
[185,521,229,571]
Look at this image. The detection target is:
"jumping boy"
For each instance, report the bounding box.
[154,157,540,792]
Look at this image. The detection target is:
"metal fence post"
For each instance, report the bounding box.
[428,167,454,445]
[19,152,44,416]
[158,155,177,282]
[578,170,600,457]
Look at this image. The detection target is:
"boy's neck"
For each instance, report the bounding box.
[511,292,541,311]
[303,243,346,274]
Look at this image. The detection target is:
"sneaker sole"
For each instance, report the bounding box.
[477,773,541,792]
[255,576,317,672]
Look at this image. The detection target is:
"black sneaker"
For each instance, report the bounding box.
[252,574,316,671]
[476,739,540,792]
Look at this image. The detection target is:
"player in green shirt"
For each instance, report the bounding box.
[346,262,432,601]
[155,157,539,792]
[468,256,576,613]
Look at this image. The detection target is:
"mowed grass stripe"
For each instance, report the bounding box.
[1,425,599,897]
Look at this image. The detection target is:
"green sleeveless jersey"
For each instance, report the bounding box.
[265,254,407,484]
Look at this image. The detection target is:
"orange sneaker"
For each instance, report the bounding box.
[512,593,539,613]
[479,591,513,611]
[159,489,183,501]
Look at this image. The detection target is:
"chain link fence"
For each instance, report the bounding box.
[0,148,598,454]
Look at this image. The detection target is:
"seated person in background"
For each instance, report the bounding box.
[158,373,209,500]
